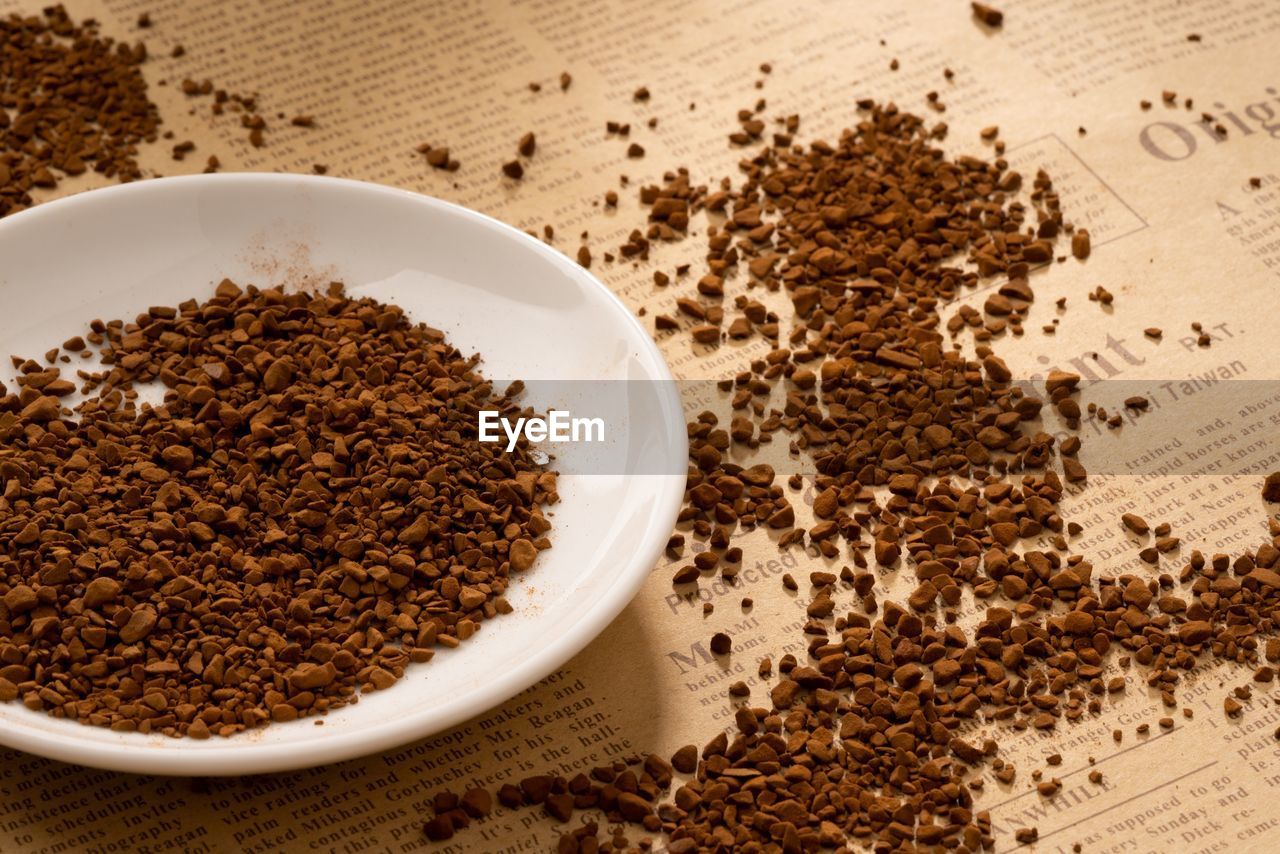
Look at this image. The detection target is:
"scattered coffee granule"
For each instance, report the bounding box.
[633,86,650,101]
[627,143,645,158]
[417,144,459,171]
[972,2,1004,26]
[0,5,162,217]
[290,115,315,128]
[559,71,571,91]
[518,132,536,157]
[502,160,524,180]
[1263,473,1280,502]
[0,280,554,736]
[708,632,731,655]
[1072,229,1091,259]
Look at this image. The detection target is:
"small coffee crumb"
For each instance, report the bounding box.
[971,2,1004,26]
[1263,472,1280,503]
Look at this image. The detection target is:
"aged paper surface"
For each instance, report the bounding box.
[4,0,1280,851]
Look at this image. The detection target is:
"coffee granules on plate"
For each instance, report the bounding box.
[0,281,555,737]
[0,5,161,218]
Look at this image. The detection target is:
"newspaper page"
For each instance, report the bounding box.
[3,0,1280,851]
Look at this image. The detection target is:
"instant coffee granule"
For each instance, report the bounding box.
[0,281,555,737]
[0,5,161,217]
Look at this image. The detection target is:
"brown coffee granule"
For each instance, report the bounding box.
[1072,229,1092,259]
[0,281,554,737]
[291,115,315,127]
[1264,473,1280,502]
[708,632,731,655]
[633,86,650,101]
[518,132,536,157]
[972,3,1004,26]
[502,160,524,179]
[418,144,458,171]
[559,71,571,91]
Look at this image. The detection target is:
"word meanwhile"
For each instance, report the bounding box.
[477,410,605,452]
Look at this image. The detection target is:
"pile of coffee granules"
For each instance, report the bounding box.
[0,5,161,217]
[422,94,1280,851]
[0,281,554,736]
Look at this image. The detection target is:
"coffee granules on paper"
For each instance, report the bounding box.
[0,281,554,736]
[971,3,1004,27]
[0,5,161,218]
[424,84,1280,851]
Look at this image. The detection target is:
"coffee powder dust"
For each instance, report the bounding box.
[0,281,555,737]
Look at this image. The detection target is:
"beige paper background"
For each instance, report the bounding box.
[3,0,1280,851]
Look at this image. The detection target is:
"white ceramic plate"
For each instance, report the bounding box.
[0,174,685,775]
